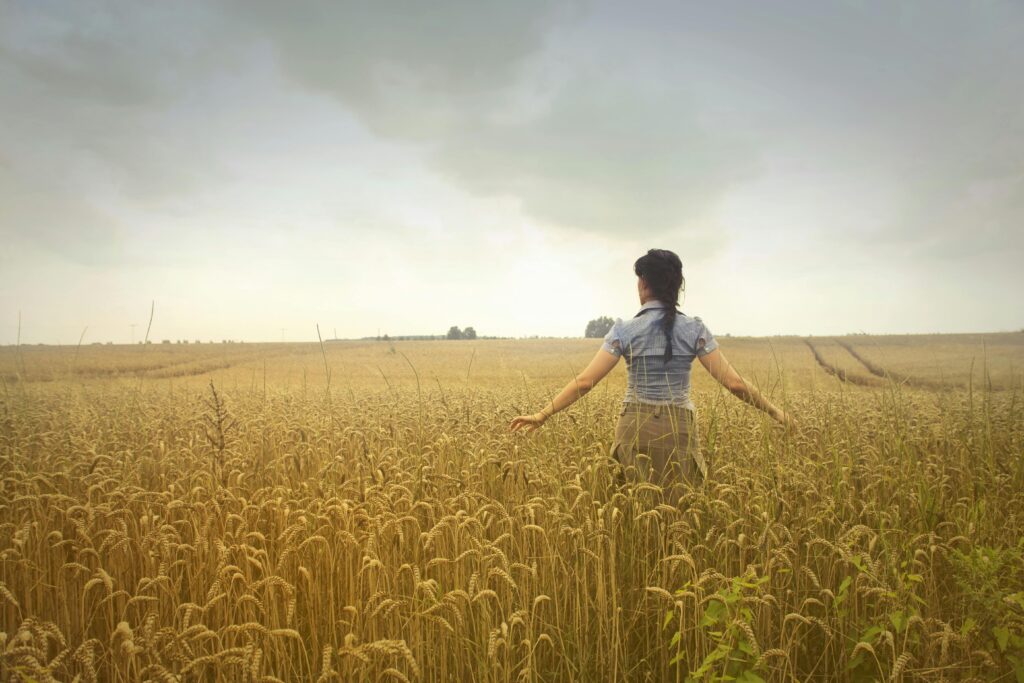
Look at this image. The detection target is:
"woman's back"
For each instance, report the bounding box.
[601,299,718,408]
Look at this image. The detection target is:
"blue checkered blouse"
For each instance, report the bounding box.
[601,299,718,408]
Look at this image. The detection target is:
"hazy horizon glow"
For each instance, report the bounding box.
[2,1,1022,344]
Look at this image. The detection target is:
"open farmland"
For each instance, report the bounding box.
[1,334,1023,681]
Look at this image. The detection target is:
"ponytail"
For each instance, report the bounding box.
[633,249,685,362]
[659,307,677,362]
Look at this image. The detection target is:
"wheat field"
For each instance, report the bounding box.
[1,334,1022,681]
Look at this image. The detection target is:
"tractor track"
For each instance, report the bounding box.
[834,339,953,390]
[804,339,886,387]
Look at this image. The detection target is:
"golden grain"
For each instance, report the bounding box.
[0,336,1020,680]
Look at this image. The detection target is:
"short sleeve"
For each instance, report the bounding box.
[694,317,719,357]
[601,320,623,357]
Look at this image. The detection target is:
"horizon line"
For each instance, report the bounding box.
[3,328,1023,348]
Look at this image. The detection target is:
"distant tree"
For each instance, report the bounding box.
[463,326,477,340]
[447,326,463,340]
[585,316,615,338]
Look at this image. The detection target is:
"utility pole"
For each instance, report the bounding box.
[130,324,137,344]
[280,328,286,343]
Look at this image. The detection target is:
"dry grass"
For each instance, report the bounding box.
[1,336,1022,681]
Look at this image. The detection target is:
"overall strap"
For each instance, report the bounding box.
[633,306,684,363]
[634,307,682,318]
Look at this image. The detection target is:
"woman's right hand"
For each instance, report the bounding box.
[510,412,548,433]
[774,409,798,431]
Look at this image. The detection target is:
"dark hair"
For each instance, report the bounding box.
[634,249,685,361]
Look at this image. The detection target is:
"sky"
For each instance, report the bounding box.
[1,0,1022,344]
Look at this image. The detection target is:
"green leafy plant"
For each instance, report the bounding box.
[663,569,770,682]
[949,543,1024,679]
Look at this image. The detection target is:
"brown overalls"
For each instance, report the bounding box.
[611,401,707,502]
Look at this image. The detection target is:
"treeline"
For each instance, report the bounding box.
[585,316,614,338]
[362,326,486,342]
[446,326,476,340]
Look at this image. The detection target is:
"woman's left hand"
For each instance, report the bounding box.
[510,412,548,433]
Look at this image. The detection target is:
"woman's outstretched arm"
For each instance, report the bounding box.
[698,349,795,427]
[510,348,620,433]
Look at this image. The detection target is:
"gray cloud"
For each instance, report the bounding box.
[433,74,757,234]
[0,1,235,107]
[660,2,1024,253]
[0,155,124,265]
[228,1,757,241]
[0,0,232,253]
[229,1,1024,252]
[231,1,578,139]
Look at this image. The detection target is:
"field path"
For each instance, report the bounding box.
[834,339,954,389]
[803,339,886,387]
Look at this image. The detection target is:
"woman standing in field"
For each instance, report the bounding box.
[510,249,793,495]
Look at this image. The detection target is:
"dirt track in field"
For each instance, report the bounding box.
[834,339,955,390]
[804,339,886,387]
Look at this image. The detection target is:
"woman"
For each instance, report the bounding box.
[510,249,793,494]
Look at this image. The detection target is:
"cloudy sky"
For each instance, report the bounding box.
[2,1,1021,344]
